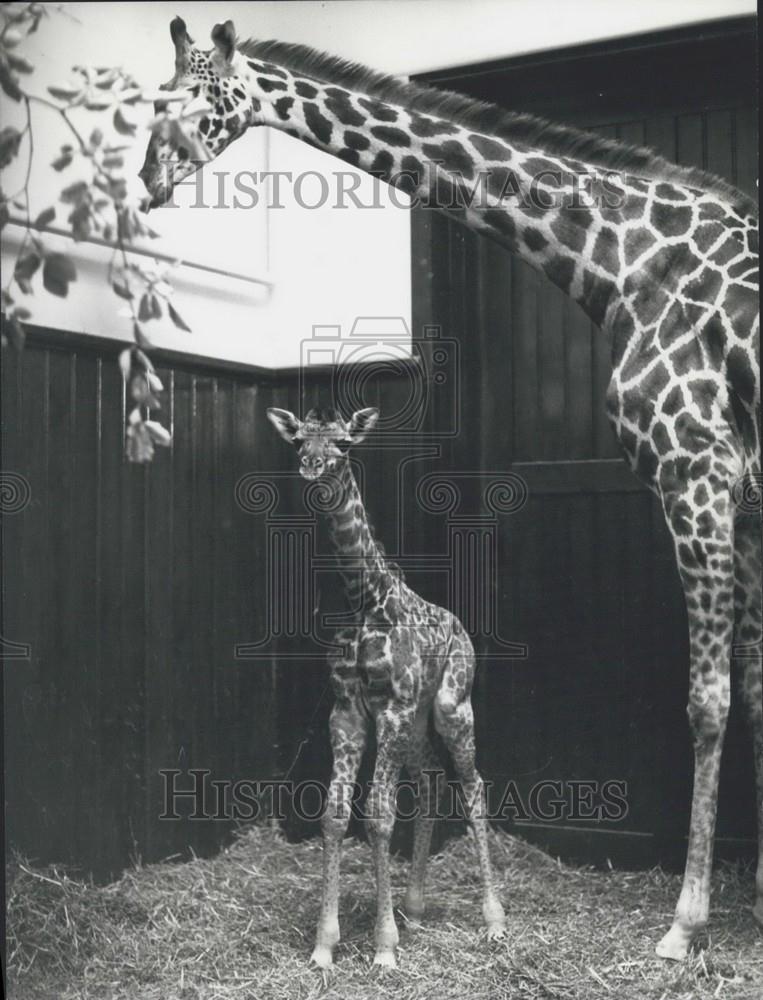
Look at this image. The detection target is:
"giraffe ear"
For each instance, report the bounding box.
[267,407,302,443]
[346,408,379,443]
[211,19,237,62]
[170,16,194,70]
[170,16,193,48]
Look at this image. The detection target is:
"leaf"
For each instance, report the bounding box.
[144,420,172,446]
[94,68,119,89]
[112,280,133,300]
[69,202,92,241]
[3,314,26,351]
[0,62,22,102]
[133,321,152,349]
[126,419,155,463]
[42,253,77,297]
[168,302,191,332]
[109,177,128,202]
[101,152,124,170]
[15,251,41,282]
[118,88,143,105]
[133,348,153,372]
[58,181,89,205]
[60,180,89,204]
[0,200,9,231]
[3,29,23,48]
[129,372,159,408]
[150,293,162,320]
[47,83,82,101]
[90,128,104,148]
[118,347,132,380]
[0,127,22,169]
[113,107,136,136]
[51,150,74,171]
[138,293,152,322]
[84,95,114,111]
[34,206,56,229]
[7,53,34,74]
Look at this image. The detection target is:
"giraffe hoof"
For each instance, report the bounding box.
[486,920,506,942]
[655,923,697,961]
[483,900,506,941]
[373,949,397,969]
[310,946,334,969]
[402,896,426,922]
[752,899,763,928]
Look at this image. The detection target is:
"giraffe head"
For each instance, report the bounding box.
[267,407,379,480]
[139,17,265,207]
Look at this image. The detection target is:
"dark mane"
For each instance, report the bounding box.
[240,38,757,218]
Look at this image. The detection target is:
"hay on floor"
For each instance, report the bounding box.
[6,824,763,1000]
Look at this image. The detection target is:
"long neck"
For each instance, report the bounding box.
[321,459,396,611]
[249,59,658,329]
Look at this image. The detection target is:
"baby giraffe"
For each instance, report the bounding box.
[267,405,506,968]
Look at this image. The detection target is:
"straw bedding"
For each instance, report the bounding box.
[7,823,763,999]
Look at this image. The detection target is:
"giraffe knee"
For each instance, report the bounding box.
[322,780,359,837]
[687,683,730,747]
[366,786,397,840]
[433,692,469,732]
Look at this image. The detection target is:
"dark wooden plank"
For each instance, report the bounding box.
[212,376,238,791]
[96,354,128,877]
[644,113,678,162]
[143,365,177,862]
[564,297,594,461]
[68,352,100,868]
[45,349,76,862]
[119,389,148,866]
[537,285,567,460]
[589,123,620,460]
[676,112,705,169]
[511,259,541,460]
[167,368,197,848]
[231,379,275,784]
[705,109,734,181]
[1,346,34,863]
[734,107,758,199]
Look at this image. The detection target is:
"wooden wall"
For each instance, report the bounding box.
[1,331,439,877]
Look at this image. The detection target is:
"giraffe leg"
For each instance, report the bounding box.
[656,487,735,960]
[403,717,443,921]
[433,635,506,940]
[366,705,415,968]
[311,698,369,968]
[731,513,763,926]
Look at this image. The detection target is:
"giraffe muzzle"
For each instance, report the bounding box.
[300,457,325,479]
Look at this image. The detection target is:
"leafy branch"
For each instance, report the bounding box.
[0,2,199,462]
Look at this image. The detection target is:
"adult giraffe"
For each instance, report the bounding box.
[139,17,761,960]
